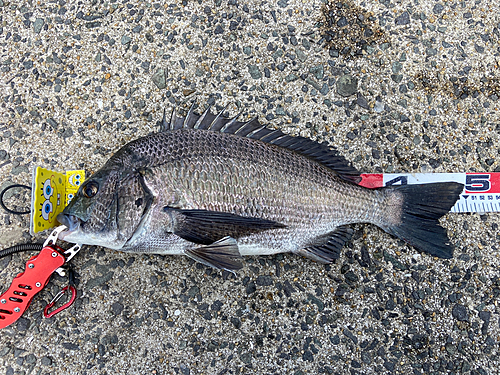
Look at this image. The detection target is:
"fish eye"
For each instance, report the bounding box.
[82,181,99,198]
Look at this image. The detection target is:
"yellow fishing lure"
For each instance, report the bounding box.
[30,167,85,234]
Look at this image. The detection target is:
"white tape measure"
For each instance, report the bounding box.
[359,173,500,213]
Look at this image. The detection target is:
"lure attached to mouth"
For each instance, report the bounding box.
[29,167,86,235]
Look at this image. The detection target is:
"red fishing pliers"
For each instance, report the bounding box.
[0,226,80,329]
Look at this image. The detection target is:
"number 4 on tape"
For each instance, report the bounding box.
[359,172,500,213]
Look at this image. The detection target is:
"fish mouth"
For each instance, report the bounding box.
[56,213,81,239]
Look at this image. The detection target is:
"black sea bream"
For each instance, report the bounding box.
[58,104,464,271]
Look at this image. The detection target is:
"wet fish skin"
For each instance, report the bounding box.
[58,105,463,270]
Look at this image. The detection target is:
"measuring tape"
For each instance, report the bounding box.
[359,173,500,213]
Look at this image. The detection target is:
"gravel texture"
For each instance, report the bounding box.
[1,0,499,374]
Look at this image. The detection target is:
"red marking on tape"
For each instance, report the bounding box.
[359,173,383,189]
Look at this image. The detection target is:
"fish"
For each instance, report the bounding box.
[57,103,464,271]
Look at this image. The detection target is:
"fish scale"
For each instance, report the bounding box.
[58,105,464,270]
[134,130,362,226]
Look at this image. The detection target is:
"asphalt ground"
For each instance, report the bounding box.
[0,0,499,374]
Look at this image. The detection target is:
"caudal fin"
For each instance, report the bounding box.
[380,182,463,258]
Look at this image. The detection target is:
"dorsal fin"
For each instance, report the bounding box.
[194,104,213,129]
[168,107,185,130]
[161,104,361,184]
[183,102,198,128]
[207,105,231,132]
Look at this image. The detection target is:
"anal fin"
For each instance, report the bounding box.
[184,237,243,271]
[297,226,353,263]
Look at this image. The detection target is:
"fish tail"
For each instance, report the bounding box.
[378,182,463,258]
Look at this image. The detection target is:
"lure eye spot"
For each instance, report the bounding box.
[82,181,99,198]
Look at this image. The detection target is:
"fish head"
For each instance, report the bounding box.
[57,165,152,250]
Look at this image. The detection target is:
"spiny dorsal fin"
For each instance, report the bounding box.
[169,107,185,130]
[207,104,231,132]
[194,104,213,129]
[183,101,198,128]
[162,103,361,184]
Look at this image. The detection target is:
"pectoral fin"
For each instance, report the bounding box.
[164,207,286,245]
[184,237,243,271]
